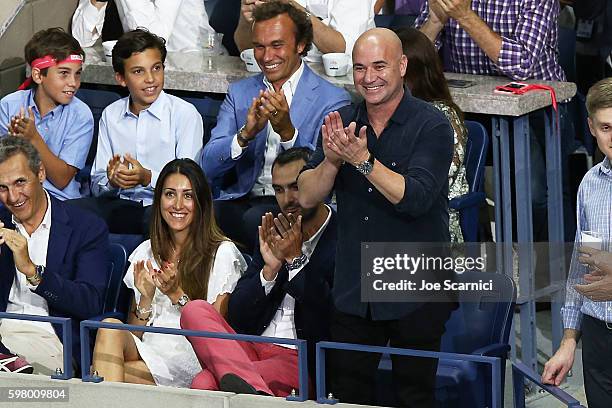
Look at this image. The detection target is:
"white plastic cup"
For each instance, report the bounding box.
[102,40,117,64]
[240,48,261,73]
[580,230,603,250]
[322,53,350,77]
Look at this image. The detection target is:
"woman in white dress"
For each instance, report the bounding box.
[92,158,246,386]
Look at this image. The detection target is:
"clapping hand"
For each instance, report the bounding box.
[0,222,35,277]
[259,212,303,281]
[8,107,39,141]
[322,111,369,167]
[241,0,267,23]
[259,90,294,141]
[107,154,152,189]
[241,91,270,145]
[133,260,156,301]
[153,260,181,299]
[432,0,472,22]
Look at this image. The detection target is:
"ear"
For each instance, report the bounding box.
[37,164,46,184]
[297,41,306,56]
[399,54,408,78]
[115,72,127,87]
[31,68,44,85]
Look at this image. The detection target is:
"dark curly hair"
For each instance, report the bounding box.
[112,28,167,75]
[253,0,313,57]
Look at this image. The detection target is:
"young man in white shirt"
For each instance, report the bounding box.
[71,29,203,234]
[71,0,215,52]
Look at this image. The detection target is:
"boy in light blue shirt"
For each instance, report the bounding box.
[72,29,203,234]
[0,28,93,200]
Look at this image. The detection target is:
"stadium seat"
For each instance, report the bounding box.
[377,271,516,407]
[375,14,418,30]
[74,89,122,195]
[104,243,128,315]
[182,96,224,147]
[449,120,488,242]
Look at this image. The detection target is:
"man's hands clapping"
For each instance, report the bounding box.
[0,221,36,278]
[240,89,295,147]
[321,111,369,168]
[259,212,303,281]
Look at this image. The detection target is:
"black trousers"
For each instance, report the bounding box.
[69,195,152,235]
[582,315,612,408]
[213,196,279,254]
[329,303,453,408]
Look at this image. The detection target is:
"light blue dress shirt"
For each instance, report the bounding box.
[90,91,203,206]
[562,157,612,330]
[0,89,94,200]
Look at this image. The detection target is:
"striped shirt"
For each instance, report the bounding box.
[415,0,566,81]
[561,157,612,330]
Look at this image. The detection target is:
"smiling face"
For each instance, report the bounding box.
[33,61,82,110]
[352,35,407,107]
[160,172,195,241]
[0,153,46,228]
[252,13,305,91]
[588,107,612,161]
[115,47,164,115]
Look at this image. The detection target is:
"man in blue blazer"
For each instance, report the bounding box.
[182,147,336,396]
[201,1,349,252]
[0,136,110,374]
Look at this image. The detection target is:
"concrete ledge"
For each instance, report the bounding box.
[0,373,380,408]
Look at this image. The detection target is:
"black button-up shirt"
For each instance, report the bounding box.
[303,91,453,320]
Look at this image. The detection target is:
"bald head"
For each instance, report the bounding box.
[351,28,407,108]
[353,28,404,61]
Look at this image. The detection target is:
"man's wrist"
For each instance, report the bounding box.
[21,261,37,279]
[455,9,478,27]
[262,264,281,281]
[141,169,152,186]
[279,125,295,142]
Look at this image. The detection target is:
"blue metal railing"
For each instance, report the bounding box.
[80,320,309,401]
[315,341,503,406]
[512,361,586,408]
[0,312,72,379]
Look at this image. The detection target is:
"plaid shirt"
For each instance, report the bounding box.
[561,158,612,330]
[415,0,566,81]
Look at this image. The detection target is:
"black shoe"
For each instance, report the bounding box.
[220,373,258,395]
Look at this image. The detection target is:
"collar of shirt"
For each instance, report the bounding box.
[262,61,305,106]
[302,204,332,259]
[599,157,612,176]
[355,88,412,127]
[12,190,52,238]
[122,90,168,120]
[27,89,63,119]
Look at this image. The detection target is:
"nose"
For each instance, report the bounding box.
[144,70,154,83]
[174,194,184,210]
[364,66,375,84]
[7,187,20,204]
[263,46,274,62]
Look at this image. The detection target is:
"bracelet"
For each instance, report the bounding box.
[134,305,152,321]
[237,125,251,146]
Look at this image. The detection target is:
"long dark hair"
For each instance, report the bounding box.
[396,27,463,119]
[150,158,226,301]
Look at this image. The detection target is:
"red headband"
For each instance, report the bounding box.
[17,54,84,91]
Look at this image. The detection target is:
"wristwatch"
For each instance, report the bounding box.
[286,254,308,271]
[173,293,190,310]
[26,265,45,286]
[355,152,375,176]
[236,125,251,146]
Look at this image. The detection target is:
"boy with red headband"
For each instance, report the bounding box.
[0,28,93,200]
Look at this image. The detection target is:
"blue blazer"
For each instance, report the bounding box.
[0,196,110,368]
[202,64,350,200]
[228,209,337,377]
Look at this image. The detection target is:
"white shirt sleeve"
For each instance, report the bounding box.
[259,270,277,295]
[71,0,108,47]
[326,0,375,53]
[279,128,299,150]
[116,0,184,44]
[206,242,247,303]
[231,134,245,160]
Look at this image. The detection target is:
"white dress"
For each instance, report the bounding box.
[123,240,246,387]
